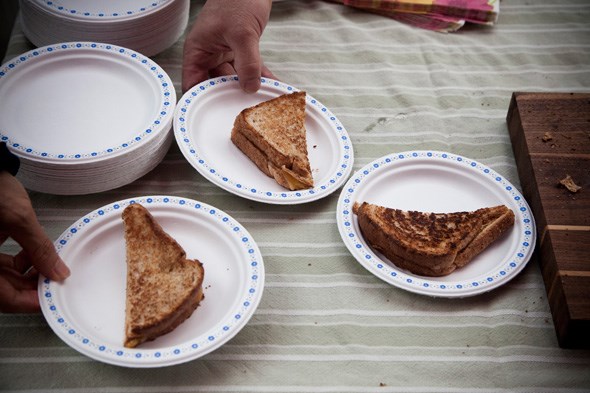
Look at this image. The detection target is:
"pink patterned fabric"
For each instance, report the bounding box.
[332,0,499,32]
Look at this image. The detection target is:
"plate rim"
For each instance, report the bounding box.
[28,0,174,21]
[38,195,265,367]
[336,150,537,298]
[0,41,176,163]
[173,75,354,205]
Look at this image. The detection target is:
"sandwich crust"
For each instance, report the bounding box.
[353,202,514,277]
[454,205,515,268]
[122,203,204,348]
[231,91,314,190]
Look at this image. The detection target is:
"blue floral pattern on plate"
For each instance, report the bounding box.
[174,76,354,205]
[0,42,174,161]
[32,0,170,19]
[39,196,264,367]
[337,151,536,298]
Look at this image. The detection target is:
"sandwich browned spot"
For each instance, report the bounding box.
[122,203,204,348]
[231,91,314,191]
[353,202,515,277]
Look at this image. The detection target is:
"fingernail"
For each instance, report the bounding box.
[54,260,71,280]
[243,79,260,94]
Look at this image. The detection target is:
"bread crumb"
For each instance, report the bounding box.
[542,132,553,142]
[559,175,582,193]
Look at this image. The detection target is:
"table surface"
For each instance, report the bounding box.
[2,0,590,391]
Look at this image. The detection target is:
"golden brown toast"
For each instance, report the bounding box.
[122,203,204,348]
[230,91,314,190]
[454,205,516,268]
[353,202,514,277]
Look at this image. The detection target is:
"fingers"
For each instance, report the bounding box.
[181,8,237,93]
[228,0,273,92]
[181,54,211,93]
[0,267,40,313]
[182,47,234,92]
[210,62,237,78]
[0,288,40,313]
[181,20,210,92]
[0,251,29,275]
[15,291,40,313]
[0,266,38,289]
[11,223,70,282]
[0,172,69,281]
[231,38,262,93]
[182,0,272,94]
[12,251,30,274]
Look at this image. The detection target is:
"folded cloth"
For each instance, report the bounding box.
[373,9,466,32]
[329,0,499,32]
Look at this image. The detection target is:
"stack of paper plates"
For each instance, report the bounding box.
[20,0,189,57]
[0,42,176,195]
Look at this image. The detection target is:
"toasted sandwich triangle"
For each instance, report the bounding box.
[231,91,314,190]
[122,203,204,348]
[353,202,514,277]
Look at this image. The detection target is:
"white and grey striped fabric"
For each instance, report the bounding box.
[2,0,590,391]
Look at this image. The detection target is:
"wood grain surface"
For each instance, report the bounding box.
[507,92,590,348]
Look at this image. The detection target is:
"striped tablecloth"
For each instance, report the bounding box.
[2,0,590,391]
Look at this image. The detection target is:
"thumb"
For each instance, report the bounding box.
[12,222,70,282]
[231,36,263,93]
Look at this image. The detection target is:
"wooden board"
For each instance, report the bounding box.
[507,92,590,348]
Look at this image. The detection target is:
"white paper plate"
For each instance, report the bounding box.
[27,0,175,21]
[337,151,536,298]
[20,1,189,57]
[174,76,354,204]
[39,196,265,367]
[0,42,175,163]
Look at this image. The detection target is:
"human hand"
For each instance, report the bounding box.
[0,172,70,313]
[182,0,276,93]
